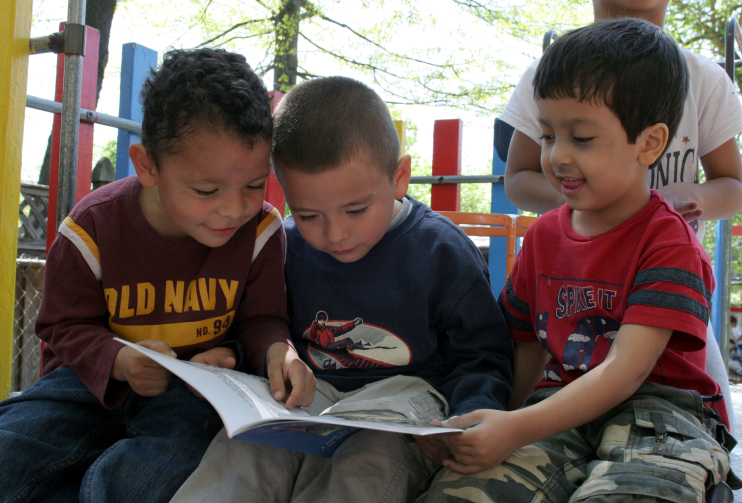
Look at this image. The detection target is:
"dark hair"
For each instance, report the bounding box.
[140,48,272,165]
[732,316,738,324]
[533,18,688,160]
[272,76,399,179]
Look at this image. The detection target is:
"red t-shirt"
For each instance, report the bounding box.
[37,176,291,408]
[500,191,727,426]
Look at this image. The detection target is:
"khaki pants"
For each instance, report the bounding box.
[171,375,448,503]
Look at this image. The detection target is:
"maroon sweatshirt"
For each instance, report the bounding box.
[36,176,291,408]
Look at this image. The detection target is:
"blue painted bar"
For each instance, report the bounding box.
[489,118,520,295]
[116,43,157,180]
[712,219,724,346]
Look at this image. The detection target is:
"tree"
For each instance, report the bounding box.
[38,0,118,185]
[177,0,514,111]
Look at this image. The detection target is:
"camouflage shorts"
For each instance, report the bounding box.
[417,383,737,503]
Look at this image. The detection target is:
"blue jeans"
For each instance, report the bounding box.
[0,367,223,503]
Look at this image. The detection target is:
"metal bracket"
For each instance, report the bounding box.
[61,24,86,56]
[29,24,86,56]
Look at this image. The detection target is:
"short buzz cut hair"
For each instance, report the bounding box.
[272,76,400,179]
[140,48,272,166]
[533,17,688,158]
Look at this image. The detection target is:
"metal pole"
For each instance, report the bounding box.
[409,175,504,185]
[717,15,740,371]
[26,95,143,134]
[542,29,558,53]
[57,0,86,227]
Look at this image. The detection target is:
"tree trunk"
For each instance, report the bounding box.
[273,0,305,92]
[38,0,117,185]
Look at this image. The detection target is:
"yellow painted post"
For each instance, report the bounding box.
[0,0,32,399]
[394,120,406,156]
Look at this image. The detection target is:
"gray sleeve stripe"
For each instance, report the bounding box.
[626,289,709,324]
[498,295,535,332]
[633,267,711,304]
[505,278,531,317]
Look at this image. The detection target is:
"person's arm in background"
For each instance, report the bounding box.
[504,130,565,214]
[658,138,742,222]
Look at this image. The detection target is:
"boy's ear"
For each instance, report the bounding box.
[637,123,669,167]
[129,143,158,188]
[392,154,412,199]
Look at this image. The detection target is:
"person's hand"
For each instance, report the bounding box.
[187,347,237,398]
[190,346,237,368]
[265,342,316,409]
[413,434,453,464]
[657,184,703,222]
[437,409,525,475]
[111,340,175,397]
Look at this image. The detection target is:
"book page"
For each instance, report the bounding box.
[114,339,309,436]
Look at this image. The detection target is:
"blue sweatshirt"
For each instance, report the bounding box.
[284,196,513,416]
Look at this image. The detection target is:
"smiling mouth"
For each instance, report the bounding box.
[332,248,356,255]
[560,177,585,194]
[208,227,237,236]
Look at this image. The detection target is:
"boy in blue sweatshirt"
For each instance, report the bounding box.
[171,76,513,503]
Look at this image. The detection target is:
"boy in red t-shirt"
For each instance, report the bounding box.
[419,18,739,503]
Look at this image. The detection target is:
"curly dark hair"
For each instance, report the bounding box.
[140,48,272,165]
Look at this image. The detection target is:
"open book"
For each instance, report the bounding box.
[114,338,460,456]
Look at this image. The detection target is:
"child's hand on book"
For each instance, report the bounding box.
[187,347,238,398]
[436,410,523,475]
[266,342,316,409]
[111,340,176,397]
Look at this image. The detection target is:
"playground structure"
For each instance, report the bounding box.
[2,1,742,396]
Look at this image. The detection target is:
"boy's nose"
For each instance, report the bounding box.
[324,220,348,244]
[217,192,248,219]
[549,140,571,167]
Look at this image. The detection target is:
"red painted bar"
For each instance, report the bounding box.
[431,119,463,211]
[46,23,99,253]
[734,225,742,237]
[266,91,286,216]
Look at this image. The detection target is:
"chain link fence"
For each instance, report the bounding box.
[13,257,45,392]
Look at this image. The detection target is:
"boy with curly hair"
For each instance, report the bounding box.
[0,48,314,503]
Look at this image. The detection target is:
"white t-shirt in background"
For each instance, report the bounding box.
[500,48,742,240]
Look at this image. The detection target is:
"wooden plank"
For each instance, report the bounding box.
[266,91,286,216]
[0,0,32,399]
[431,119,462,211]
[115,43,158,180]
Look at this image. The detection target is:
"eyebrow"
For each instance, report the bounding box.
[187,171,270,186]
[340,194,374,209]
[291,194,374,213]
[538,117,601,128]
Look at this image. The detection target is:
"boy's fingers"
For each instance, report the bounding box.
[138,339,177,357]
[442,412,479,429]
[220,356,236,369]
[267,365,286,402]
